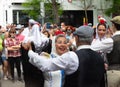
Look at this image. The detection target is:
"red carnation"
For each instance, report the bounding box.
[99,19,106,24]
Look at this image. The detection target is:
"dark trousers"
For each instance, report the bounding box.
[8,56,21,79]
[20,45,44,87]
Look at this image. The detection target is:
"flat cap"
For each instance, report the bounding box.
[73,26,94,38]
[111,16,120,25]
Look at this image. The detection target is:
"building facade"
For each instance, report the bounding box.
[0,0,112,27]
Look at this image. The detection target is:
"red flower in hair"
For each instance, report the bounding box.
[99,19,106,24]
[98,16,106,24]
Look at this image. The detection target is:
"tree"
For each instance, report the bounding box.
[105,0,120,17]
[51,0,59,24]
[22,0,42,20]
[22,0,63,24]
[79,0,93,25]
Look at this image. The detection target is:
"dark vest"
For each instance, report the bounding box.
[107,35,120,65]
[64,49,105,87]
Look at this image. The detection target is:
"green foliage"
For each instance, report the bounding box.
[44,3,63,23]
[22,0,41,19]
[22,0,63,23]
[105,0,120,16]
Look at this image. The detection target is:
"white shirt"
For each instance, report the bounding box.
[28,45,91,75]
[91,31,120,53]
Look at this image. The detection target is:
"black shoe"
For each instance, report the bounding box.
[18,77,23,82]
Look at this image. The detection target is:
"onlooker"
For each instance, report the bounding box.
[5,28,22,82]
[60,22,67,32]
[6,24,11,32]
[43,30,50,38]
[0,29,9,80]
[15,24,25,43]
[65,25,76,51]
[27,25,105,87]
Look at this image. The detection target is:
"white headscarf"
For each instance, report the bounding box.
[30,24,49,48]
[91,23,107,45]
[22,19,49,48]
[51,36,60,57]
[95,23,107,40]
[21,19,37,39]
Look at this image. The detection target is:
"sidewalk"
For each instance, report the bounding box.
[1,80,24,87]
[0,65,25,87]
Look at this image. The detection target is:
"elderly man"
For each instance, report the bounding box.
[27,25,105,87]
[91,16,120,87]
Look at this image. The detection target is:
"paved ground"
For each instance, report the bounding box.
[1,79,25,87]
[0,66,25,87]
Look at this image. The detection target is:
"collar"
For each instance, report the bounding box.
[77,45,91,50]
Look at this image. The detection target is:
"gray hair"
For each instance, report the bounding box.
[55,34,66,43]
[78,36,93,45]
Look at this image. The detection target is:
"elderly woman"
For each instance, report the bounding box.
[42,34,68,87]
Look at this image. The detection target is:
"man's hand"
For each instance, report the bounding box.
[104,63,108,70]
